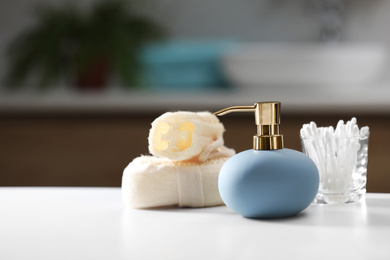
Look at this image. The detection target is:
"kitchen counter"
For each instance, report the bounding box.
[1,84,390,115]
[1,187,389,260]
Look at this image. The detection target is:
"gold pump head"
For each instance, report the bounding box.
[213,102,284,150]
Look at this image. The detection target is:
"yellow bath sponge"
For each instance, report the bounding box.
[148,111,225,161]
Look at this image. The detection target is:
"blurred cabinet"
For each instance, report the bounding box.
[0,113,389,193]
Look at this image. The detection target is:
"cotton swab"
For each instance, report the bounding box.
[300,118,369,204]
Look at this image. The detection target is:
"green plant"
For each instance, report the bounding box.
[4,0,166,89]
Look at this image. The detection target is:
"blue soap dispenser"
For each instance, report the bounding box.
[214,102,319,219]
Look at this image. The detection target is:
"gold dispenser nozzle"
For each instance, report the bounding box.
[213,102,284,150]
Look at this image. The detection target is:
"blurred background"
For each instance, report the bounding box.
[0,0,389,192]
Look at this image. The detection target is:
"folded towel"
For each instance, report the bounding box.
[122,148,234,208]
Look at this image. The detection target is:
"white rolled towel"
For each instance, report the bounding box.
[122,148,234,208]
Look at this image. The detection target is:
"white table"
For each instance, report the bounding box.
[1,188,389,260]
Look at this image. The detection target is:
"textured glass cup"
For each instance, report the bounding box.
[301,133,369,204]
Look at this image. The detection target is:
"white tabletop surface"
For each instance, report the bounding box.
[0,187,389,260]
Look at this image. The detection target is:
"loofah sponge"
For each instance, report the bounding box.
[148,111,225,162]
[122,111,235,208]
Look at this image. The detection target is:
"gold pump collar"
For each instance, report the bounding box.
[213,102,284,150]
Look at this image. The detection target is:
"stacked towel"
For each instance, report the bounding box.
[122,111,235,208]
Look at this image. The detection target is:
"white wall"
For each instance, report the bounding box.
[1,0,389,84]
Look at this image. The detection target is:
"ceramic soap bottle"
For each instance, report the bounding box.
[214,102,319,219]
